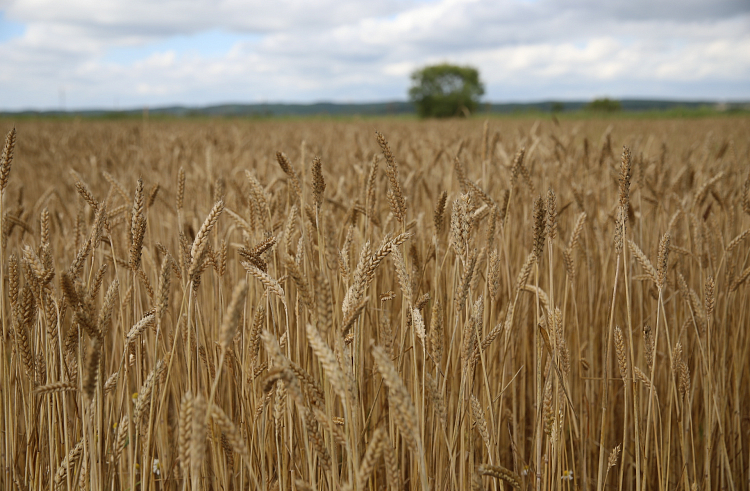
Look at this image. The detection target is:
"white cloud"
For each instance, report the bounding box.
[0,0,748,109]
[383,62,416,77]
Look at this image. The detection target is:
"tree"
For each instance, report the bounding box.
[409,64,485,118]
[586,98,622,112]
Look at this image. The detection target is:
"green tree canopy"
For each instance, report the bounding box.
[586,98,622,112]
[409,64,485,118]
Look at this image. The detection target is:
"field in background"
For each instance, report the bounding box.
[0,116,748,490]
[3,99,748,119]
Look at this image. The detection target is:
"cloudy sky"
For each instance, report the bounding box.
[0,0,748,110]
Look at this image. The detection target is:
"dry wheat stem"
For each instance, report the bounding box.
[0,119,746,491]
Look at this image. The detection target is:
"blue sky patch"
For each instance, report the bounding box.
[0,12,26,43]
[103,29,260,65]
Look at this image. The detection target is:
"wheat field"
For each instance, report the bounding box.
[0,116,748,491]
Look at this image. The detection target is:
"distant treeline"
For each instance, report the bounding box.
[2,99,747,118]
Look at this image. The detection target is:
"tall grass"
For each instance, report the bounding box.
[0,116,748,491]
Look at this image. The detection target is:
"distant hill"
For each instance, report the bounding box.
[1,101,415,118]
[2,99,747,118]
[485,100,748,113]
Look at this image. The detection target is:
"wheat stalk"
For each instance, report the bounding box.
[306,323,347,399]
[477,464,522,489]
[371,344,420,454]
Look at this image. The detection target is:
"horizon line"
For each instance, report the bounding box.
[2,97,749,114]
